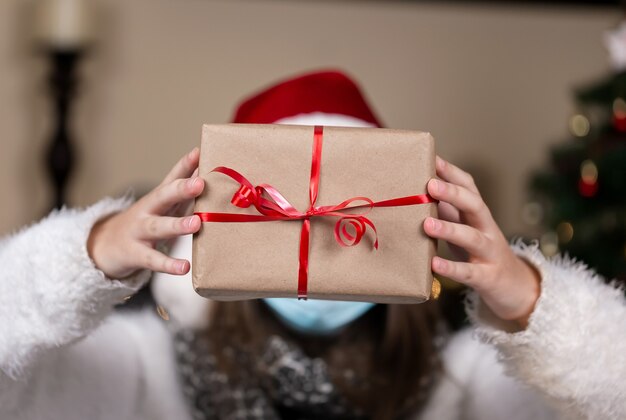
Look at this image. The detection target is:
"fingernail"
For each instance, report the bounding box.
[436,156,446,171]
[177,261,187,273]
[188,177,199,188]
[186,216,195,228]
[433,257,446,271]
[189,147,199,157]
[430,179,440,193]
[429,218,441,231]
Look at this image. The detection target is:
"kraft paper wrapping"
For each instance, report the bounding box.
[193,124,437,304]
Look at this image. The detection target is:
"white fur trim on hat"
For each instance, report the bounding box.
[275,112,375,128]
[151,235,212,329]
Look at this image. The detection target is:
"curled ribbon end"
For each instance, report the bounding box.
[231,185,254,208]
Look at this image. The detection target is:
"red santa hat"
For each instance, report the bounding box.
[152,70,382,328]
[232,69,383,127]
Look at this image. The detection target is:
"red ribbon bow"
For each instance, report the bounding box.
[195,126,436,299]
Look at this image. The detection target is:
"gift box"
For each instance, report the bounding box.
[193,124,437,304]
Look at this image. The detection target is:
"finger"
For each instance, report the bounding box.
[435,156,479,194]
[166,168,201,217]
[428,179,492,229]
[141,176,204,214]
[423,217,490,259]
[138,246,190,275]
[161,148,200,186]
[432,256,483,288]
[138,215,201,240]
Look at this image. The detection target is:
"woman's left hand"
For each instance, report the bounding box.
[423,156,541,328]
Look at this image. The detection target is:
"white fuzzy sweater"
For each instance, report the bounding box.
[0,198,624,420]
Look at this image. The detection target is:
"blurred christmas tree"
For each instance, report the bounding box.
[529,22,626,281]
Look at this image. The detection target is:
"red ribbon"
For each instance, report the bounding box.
[195,126,436,299]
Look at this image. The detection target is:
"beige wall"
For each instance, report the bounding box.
[0,0,619,236]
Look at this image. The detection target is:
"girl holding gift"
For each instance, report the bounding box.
[1,71,624,420]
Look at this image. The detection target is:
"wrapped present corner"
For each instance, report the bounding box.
[192,124,437,304]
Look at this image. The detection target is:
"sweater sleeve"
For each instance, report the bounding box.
[0,197,150,380]
[466,241,626,419]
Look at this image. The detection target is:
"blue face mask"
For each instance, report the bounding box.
[263,298,376,335]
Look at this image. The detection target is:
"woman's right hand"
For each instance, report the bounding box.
[87,148,205,279]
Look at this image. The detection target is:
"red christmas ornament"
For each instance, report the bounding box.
[578,178,598,197]
[613,113,626,132]
[613,98,626,132]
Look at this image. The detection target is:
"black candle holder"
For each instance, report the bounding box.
[45,49,83,210]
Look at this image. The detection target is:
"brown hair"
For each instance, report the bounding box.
[207,299,443,419]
